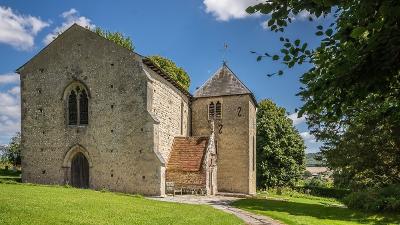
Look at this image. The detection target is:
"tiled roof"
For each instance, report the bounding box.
[167,137,209,172]
[194,63,254,100]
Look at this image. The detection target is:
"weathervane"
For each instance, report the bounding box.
[221,42,229,65]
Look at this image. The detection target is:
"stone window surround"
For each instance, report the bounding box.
[207,100,223,120]
[63,81,91,127]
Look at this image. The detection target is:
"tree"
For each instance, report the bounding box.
[91,28,191,91]
[149,55,191,91]
[93,27,134,51]
[247,1,400,189]
[4,132,21,166]
[0,145,7,163]
[257,99,306,189]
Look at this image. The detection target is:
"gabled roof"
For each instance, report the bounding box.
[193,63,256,104]
[15,24,191,98]
[167,137,209,172]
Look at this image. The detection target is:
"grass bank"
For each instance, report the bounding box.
[0,183,243,225]
[232,191,400,225]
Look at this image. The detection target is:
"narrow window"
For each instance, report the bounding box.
[215,140,218,155]
[208,102,215,120]
[215,101,222,119]
[79,90,88,125]
[68,90,78,125]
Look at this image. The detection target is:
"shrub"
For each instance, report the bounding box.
[343,184,400,212]
[294,186,351,199]
[149,55,191,91]
[93,27,134,51]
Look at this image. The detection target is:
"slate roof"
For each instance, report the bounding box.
[193,63,256,104]
[166,137,209,172]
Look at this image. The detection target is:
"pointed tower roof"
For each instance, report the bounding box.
[194,63,256,104]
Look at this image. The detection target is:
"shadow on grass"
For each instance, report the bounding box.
[0,168,21,177]
[232,199,400,225]
[0,168,21,183]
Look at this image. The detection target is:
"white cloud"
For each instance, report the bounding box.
[203,0,259,21]
[0,92,20,119]
[300,131,316,143]
[288,112,306,125]
[0,6,49,50]
[295,10,312,21]
[8,86,20,95]
[0,83,20,145]
[43,8,95,45]
[261,10,320,29]
[0,73,19,84]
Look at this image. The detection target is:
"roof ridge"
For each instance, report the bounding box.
[222,63,252,94]
[193,63,257,105]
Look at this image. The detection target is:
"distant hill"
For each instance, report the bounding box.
[306,153,323,166]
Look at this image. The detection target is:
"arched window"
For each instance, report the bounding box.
[68,90,78,125]
[79,90,88,125]
[65,82,89,126]
[215,101,222,119]
[208,102,215,120]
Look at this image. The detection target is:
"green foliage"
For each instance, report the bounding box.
[343,185,400,212]
[0,183,244,225]
[149,55,191,91]
[248,0,400,189]
[3,133,21,166]
[256,99,305,188]
[304,177,332,188]
[0,163,21,183]
[93,27,134,51]
[303,170,312,178]
[294,185,350,199]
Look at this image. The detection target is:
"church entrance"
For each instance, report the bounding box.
[70,152,89,188]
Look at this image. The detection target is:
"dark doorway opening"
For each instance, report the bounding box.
[71,152,89,188]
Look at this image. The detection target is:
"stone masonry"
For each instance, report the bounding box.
[17,24,256,196]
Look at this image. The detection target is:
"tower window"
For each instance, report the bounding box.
[215,101,222,119]
[208,102,215,120]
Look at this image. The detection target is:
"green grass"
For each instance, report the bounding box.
[0,183,244,225]
[232,191,400,225]
[0,164,21,183]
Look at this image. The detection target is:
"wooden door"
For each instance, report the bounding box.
[71,152,89,188]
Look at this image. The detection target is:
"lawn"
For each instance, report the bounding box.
[0,167,21,183]
[232,191,400,225]
[0,183,244,225]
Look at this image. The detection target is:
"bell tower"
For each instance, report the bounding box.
[191,63,256,195]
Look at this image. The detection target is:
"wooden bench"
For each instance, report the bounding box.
[166,182,182,196]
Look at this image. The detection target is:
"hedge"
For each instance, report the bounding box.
[294,186,351,199]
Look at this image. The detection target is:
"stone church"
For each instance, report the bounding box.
[16,24,257,196]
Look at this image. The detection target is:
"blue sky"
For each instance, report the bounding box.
[0,0,329,152]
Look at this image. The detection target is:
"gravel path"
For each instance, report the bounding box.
[148,195,284,225]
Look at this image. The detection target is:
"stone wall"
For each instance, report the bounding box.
[143,67,190,161]
[19,25,165,196]
[166,171,206,187]
[248,100,257,195]
[191,94,256,194]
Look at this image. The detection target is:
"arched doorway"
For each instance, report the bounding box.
[71,152,89,188]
